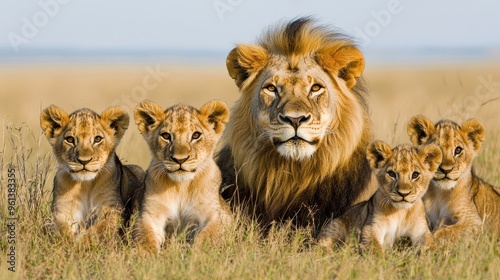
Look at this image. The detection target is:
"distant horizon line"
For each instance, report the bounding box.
[1,46,499,66]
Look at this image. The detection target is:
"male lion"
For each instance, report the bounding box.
[408,115,500,241]
[217,17,376,227]
[133,101,233,252]
[317,141,441,252]
[40,106,144,241]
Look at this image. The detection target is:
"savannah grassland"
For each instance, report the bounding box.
[0,62,499,279]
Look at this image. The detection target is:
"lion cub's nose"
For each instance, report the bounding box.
[396,189,411,198]
[279,114,311,129]
[172,155,189,165]
[439,166,453,175]
[77,157,92,166]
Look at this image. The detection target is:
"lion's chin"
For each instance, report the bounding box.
[167,171,196,182]
[275,140,317,161]
[70,170,98,181]
[432,179,457,190]
[391,200,415,209]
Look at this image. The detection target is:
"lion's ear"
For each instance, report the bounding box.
[134,101,164,135]
[40,105,69,144]
[407,115,435,145]
[316,45,364,89]
[366,140,393,169]
[461,119,485,152]
[200,100,229,134]
[101,107,130,140]
[418,144,443,173]
[226,44,269,88]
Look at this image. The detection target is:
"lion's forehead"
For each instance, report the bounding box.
[267,57,326,85]
[67,109,104,138]
[163,106,202,135]
[388,145,421,174]
[430,122,465,152]
[278,75,305,87]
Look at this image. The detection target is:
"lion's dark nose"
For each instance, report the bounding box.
[172,155,189,165]
[77,158,92,166]
[439,166,453,175]
[279,114,311,129]
[396,189,411,198]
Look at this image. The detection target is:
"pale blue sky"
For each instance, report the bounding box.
[0,0,499,60]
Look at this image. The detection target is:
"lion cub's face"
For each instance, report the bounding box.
[408,116,485,190]
[40,106,130,181]
[135,100,229,182]
[367,141,442,209]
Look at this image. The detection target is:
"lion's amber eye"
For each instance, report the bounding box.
[94,136,103,143]
[387,170,397,179]
[311,84,323,92]
[411,172,420,180]
[192,131,201,140]
[160,132,171,141]
[65,136,75,144]
[264,84,277,93]
[454,146,463,156]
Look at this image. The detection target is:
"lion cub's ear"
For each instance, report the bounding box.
[226,44,269,88]
[101,107,130,140]
[366,140,393,169]
[316,44,365,89]
[199,100,229,134]
[461,119,485,152]
[407,115,435,145]
[40,105,69,144]
[418,144,443,173]
[134,101,165,134]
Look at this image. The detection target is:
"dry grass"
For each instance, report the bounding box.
[0,63,499,279]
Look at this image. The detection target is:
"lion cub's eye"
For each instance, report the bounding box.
[160,132,171,141]
[454,146,463,156]
[94,136,103,143]
[65,136,75,144]
[387,170,397,179]
[411,172,420,180]
[192,131,202,140]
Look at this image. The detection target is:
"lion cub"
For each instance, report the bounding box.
[133,100,233,252]
[317,141,442,252]
[408,115,500,241]
[40,106,144,241]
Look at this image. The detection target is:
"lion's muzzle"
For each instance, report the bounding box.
[278,114,311,130]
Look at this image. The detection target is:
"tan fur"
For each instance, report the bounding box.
[317,142,442,252]
[408,115,500,241]
[40,105,144,241]
[133,100,233,252]
[218,17,376,227]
